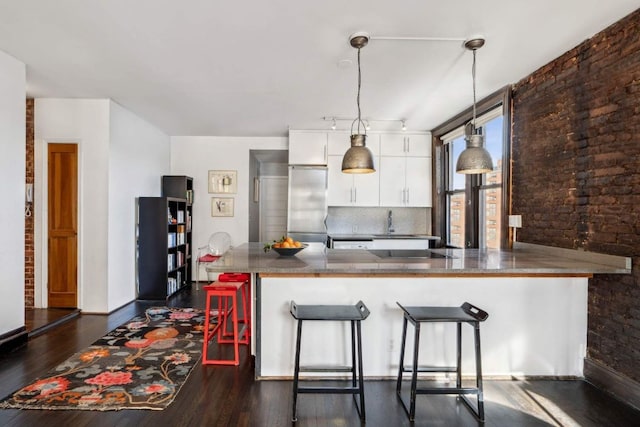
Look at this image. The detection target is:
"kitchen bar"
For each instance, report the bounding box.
[207,243,631,379]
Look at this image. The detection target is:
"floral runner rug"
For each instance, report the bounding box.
[0,307,206,411]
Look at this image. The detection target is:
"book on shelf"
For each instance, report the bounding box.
[177,210,185,223]
[176,225,185,245]
[168,232,177,247]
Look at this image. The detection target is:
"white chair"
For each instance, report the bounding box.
[195,232,231,284]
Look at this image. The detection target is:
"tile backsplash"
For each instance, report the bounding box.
[327,207,431,235]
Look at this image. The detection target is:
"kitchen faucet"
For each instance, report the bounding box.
[387,210,395,234]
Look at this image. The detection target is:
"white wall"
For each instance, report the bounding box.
[170,136,287,251]
[0,51,26,336]
[108,101,170,310]
[35,99,111,312]
[35,99,170,313]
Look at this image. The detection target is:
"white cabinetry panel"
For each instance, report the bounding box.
[289,131,327,165]
[380,132,430,157]
[328,155,379,206]
[379,156,431,207]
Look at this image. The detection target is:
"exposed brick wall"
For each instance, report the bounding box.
[25,98,34,308]
[512,9,640,382]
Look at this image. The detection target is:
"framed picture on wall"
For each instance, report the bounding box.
[208,170,237,194]
[211,197,234,217]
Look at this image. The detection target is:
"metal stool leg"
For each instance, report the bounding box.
[292,319,303,422]
[409,321,421,422]
[475,322,485,421]
[396,315,408,395]
[356,319,366,421]
[456,322,462,389]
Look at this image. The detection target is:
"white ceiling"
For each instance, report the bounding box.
[0,1,637,137]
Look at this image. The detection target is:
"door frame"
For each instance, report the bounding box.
[34,139,82,309]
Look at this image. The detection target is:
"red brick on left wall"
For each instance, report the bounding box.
[25,98,34,308]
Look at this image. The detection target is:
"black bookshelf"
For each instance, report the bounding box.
[162,176,194,288]
[137,196,192,299]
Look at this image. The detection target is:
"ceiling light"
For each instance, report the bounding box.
[401,120,407,131]
[456,37,494,174]
[331,117,337,130]
[342,32,375,174]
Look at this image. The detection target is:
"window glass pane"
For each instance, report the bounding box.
[479,187,502,249]
[447,192,466,248]
[450,136,466,190]
[484,115,503,175]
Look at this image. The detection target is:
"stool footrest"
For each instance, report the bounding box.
[299,365,353,373]
[400,365,457,373]
[414,387,479,395]
[297,386,361,394]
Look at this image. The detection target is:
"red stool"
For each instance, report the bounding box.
[202,274,251,365]
[218,273,251,339]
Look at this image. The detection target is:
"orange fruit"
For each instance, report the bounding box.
[273,242,281,248]
[285,237,293,245]
[281,241,292,248]
[294,241,301,248]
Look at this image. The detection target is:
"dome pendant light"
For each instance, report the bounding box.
[342,32,375,174]
[456,38,494,174]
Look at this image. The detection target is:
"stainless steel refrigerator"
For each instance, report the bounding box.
[287,165,328,244]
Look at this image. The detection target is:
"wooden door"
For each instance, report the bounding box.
[48,143,78,308]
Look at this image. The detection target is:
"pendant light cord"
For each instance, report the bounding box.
[356,47,362,134]
[472,48,477,129]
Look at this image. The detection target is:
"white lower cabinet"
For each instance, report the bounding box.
[328,155,379,206]
[379,156,432,207]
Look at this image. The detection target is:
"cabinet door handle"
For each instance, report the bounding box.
[406,137,410,153]
[403,137,407,153]
[350,188,353,203]
[402,188,406,204]
[324,144,328,163]
[353,187,357,203]
[406,188,410,205]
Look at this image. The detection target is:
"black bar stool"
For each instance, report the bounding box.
[396,302,489,422]
[290,300,370,422]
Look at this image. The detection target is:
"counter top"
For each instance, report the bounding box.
[206,242,631,276]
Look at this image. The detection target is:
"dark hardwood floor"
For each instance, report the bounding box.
[2,283,639,427]
[25,307,80,337]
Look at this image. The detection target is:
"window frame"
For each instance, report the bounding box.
[431,86,512,249]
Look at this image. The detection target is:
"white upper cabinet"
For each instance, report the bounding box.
[328,131,380,156]
[327,155,379,206]
[405,156,432,207]
[379,156,432,207]
[289,130,328,165]
[379,156,406,206]
[380,132,431,157]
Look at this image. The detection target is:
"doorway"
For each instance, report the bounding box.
[259,176,288,242]
[248,150,288,243]
[47,143,78,308]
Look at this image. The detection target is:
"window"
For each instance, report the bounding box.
[434,88,511,249]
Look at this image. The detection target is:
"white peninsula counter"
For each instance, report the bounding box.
[206,243,630,379]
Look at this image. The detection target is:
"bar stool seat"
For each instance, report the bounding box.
[396,302,489,422]
[202,277,250,366]
[290,300,370,422]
